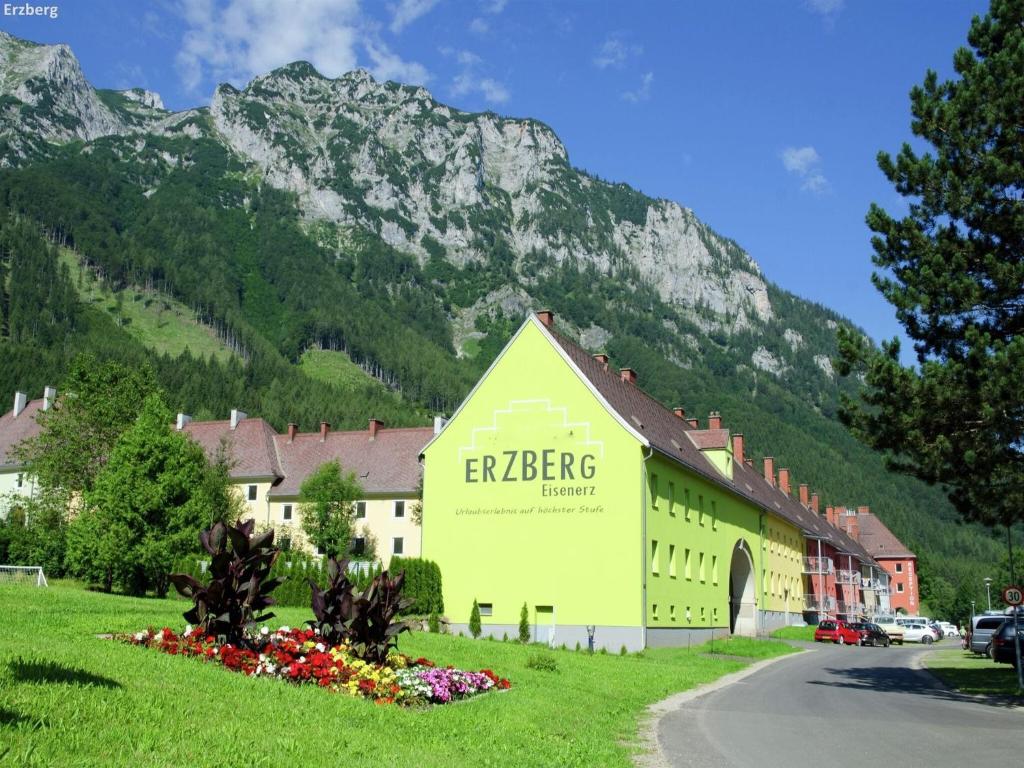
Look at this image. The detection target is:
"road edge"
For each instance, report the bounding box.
[915,646,1024,709]
[631,647,808,768]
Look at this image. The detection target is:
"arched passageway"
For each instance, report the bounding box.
[729,539,756,636]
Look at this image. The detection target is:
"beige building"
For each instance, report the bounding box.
[182,412,433,566]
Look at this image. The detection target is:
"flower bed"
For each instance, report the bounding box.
[123,626,510,705]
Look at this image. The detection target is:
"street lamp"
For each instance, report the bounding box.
[971,600,976,620]
[984,577,993,611]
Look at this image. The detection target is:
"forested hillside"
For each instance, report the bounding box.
[0,31,1005,600]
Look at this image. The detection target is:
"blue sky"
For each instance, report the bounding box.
[2,0,989,358]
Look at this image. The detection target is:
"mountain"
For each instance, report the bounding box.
[0,32,1004,593]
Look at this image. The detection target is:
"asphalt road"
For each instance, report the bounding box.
[658,642,1021,767]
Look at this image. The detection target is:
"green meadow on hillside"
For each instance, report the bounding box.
[0,584,796,767]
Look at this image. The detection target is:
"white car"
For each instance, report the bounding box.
[937,621,960,638]
[901,625,939,644]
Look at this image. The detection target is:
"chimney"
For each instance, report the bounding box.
[686,418,699,429]
[846,508,861,540]
[673,407,686,419]
[620,368,637,385]
[176,413,192,431]
[12,392,27,418]
[369,418,384,439]
[287,423,298,443]
[594,353,610,370]
[319,421,330,442]
[778,468,791,495]
[826,505,838,527]
[799,483,809,507]
[230,409,247,430]
[811,493,820,514]
[763,456,775,487]
[43,386,57,411]
[744,458,754,468]
[536,309,554,327]
[731,433,744,463]
[708,411,722,430]
[857,505,870,516]
[433,415,447,435]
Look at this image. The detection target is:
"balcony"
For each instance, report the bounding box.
[836,569,859,585]
[803,595,837,612]
[802,556,834,575]
[861,577,890,595]
[837,601,864,615]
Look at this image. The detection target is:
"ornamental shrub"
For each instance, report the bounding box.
[526,653,558,672]
[469,599,482,638]
[389,556,444,614]
[428,607,440,633]
[518,602,530,643]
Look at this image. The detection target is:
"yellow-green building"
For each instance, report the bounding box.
[422,312,807,651]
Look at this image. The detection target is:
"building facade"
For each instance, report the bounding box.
[421,313,808,651]
[845,507,916,615]
[0,389,55,517]
[182,413,431,567]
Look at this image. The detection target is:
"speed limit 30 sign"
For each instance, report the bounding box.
[1003,585,1024,606]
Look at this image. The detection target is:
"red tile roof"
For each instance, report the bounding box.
[854,510,916,560]
[182,418,283,479]
[0,398,43,470]
[270,427,432,497]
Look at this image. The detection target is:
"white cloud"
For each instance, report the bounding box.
[621,71,653,103]
[805,0,843,16]
[442,47,509,104]
[175,0,430,94]
[389,0,440,34]
[482,0,507,13]
[594,34,642,69]
[781,146,830,194]
[469,17,489,34]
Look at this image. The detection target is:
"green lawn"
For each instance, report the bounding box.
[924,647,1023,698]
[770,625,816,641]
[0,584,796,767]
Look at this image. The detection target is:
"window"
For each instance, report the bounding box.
[479,603,493,617]
[16,474,23,489]
[247,485,257,501]
[650,474,659,509]
[355,501,366,519]
[651,540,660,575]
[698,495,705,525]
[895,563,903,573]
[699,552,706,582]
[668,482,675,515]
[282,504,292,521]
[392,537,404,555]
[700,606,706,621]
[669,544,677,578]
[711,500,718,530]
[684,548,692,579]
[897,583,905,593]
[711,555,718,585]
[712,606,719,622]
[394,500,405,518]
[351,537,366,556]
[652,603,659,620]
[684,489,691,521]
[670,605,677,622]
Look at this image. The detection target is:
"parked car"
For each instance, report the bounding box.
[937,621,959,638]
[990,619,1024,667]
[847,622,890,647]
[814,620,860,645]
[901,624,939,644]
[872,617,905,645]
[968,615,1007,657]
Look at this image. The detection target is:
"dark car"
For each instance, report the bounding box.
[991,619,1024,667]
[848,622,890,647]
[814,620,860,645]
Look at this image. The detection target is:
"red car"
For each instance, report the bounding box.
[814,620,860,645]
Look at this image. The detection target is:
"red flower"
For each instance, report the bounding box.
[498,679,511,689]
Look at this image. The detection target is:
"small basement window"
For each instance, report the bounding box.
[479,603,493,616]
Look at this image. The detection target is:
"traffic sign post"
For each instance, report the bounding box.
[1002,586,1023,693]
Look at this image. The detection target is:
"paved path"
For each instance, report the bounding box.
[657,642,1021,767]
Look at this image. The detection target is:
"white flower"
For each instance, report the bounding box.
[134,631,147,642]
[183,624,193,637]
[315,643,325,653]
[260,626,270,636]
[279,626,290,633]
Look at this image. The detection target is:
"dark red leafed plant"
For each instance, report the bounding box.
[169,519,284,647]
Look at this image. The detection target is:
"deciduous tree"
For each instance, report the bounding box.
[298,460,362,558]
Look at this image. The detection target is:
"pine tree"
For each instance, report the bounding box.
[518,602,530,644]
[838,0,1024,537]
[469,599,482,639]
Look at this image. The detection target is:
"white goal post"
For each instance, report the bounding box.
[0,565,49,587]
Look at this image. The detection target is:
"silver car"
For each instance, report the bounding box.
[969,615,1007,657]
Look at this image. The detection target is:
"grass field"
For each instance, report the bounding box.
[0,584,796,767]
[770,625,816,641]
[59,249,236,364]
[924,647,1023,698]
[299,349,389,394]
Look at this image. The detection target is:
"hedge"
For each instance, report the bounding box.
[389,556,444,615]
